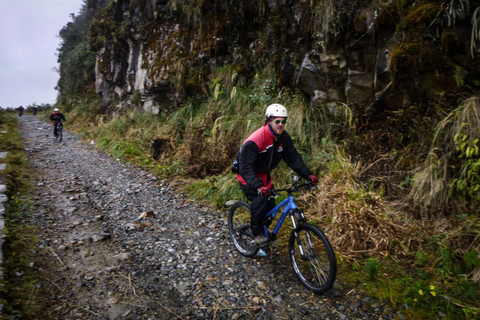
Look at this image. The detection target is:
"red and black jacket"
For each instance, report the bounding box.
[237,124,312,190]
[49,112,66,123]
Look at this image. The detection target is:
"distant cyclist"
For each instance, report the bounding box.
[49,108,66,137]
[18,105,24,116]
[235,103,319,244]
[32,105,38,115]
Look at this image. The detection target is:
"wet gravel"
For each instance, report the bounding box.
[18,115,405,319]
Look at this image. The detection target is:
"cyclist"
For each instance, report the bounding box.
[18,105,24,116]
[49,108,66,137]
[32,105,38,115]
[235,103,319,244]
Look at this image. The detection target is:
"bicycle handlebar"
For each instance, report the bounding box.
[270,181,315,197]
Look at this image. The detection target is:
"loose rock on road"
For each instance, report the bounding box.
[18,115,403,319]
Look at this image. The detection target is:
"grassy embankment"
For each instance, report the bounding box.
[56,67,480,319]
[0,110,42,319]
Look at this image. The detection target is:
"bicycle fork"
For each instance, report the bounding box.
[290,210,315,261]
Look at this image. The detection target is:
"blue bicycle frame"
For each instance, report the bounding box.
[263,195,298,237]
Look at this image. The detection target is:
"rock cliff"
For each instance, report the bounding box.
[86,0,479,114]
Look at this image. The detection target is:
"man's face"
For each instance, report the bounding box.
[269,117,286,135]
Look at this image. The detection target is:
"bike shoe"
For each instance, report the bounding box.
[254,235,269,245]
[255,248,267,257]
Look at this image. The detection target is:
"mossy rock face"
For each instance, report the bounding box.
[403,3,439,34]
[390,42,459,100]
[390,43,428,75]
[375,2,401,30]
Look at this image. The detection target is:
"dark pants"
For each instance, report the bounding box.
[240,183,275,237]
[53,123,62,135]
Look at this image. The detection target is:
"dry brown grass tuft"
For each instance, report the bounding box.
[300,172,416,260]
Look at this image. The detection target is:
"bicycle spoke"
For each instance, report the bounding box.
[299,234,328,284]
[234,224,252,238]
[302,231,331,284]
[304,249,330,285]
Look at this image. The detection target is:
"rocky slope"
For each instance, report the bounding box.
[18,115,404,319]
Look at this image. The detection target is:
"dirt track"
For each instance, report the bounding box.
[18,115,403,319]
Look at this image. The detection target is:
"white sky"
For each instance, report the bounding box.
[0,0,86,109]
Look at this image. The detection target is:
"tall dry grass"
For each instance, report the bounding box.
[410,96,480,215]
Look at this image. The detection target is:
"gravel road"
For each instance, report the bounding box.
[18,115,404,319]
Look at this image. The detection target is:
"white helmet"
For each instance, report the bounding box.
[265,103,287,119]
[54,108,59,112]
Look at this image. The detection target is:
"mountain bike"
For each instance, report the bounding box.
[228,176,337,294]
[54,122,63,142]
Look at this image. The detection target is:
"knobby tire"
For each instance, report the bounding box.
[289,223,336,294]
[228,201,259,257]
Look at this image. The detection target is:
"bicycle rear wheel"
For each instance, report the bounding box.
[289,223,336,294]
[228,201,259,257]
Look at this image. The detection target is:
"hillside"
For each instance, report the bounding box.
[50,0,480,318]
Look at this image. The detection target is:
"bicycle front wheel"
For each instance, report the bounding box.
[289,223,337,294]
[228,201,259,257]
[58,127,63,142]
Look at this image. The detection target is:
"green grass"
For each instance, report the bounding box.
[186,173,245,208]
[341,254,480,319]
[0,110,42,319]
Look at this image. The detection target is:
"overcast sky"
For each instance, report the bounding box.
[0,0,85,109]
